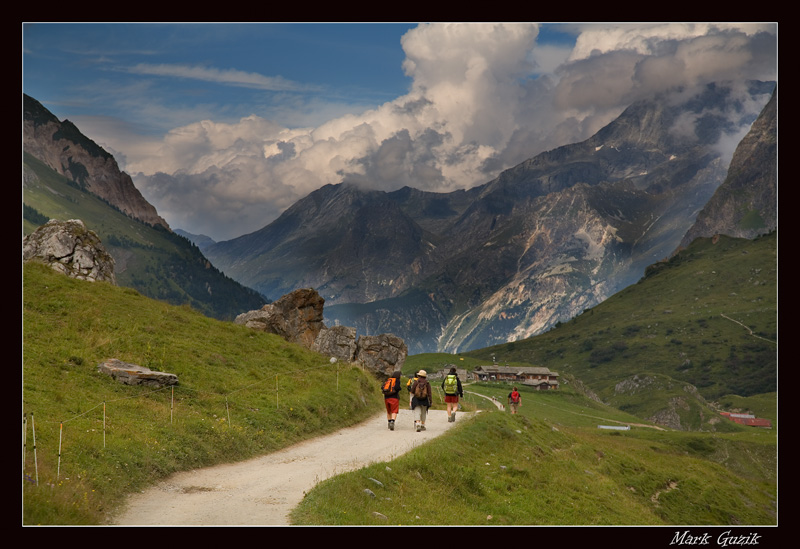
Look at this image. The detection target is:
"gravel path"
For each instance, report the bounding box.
[112,408,472,526]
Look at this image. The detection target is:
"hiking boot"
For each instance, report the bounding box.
[420,424,426,431]
[388,420,395,431]
[451,412,456,422]
[415,423,421,432]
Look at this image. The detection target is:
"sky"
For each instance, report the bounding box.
[23,22,778,241]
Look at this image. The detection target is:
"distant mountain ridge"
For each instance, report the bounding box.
[174,229,217,251]
[205,80,776,354]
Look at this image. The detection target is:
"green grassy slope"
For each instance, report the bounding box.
[291,383,777,525]
[23,152,266,321]
[22,262,382,525]
[462,232,777,429]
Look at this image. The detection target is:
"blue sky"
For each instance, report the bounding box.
[23,23,777,241]
[23,23,421,130]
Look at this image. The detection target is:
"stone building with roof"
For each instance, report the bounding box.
[471,365,559,390]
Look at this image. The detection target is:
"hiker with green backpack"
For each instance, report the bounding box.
[441,367,463,422]
[409,370,432,432]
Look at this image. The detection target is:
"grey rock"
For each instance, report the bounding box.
[98,359,178,387]
[354,333,408,376]
[237,290,408,378]
[312,325,358,362]
[23,219,116,284]
[235,288,325,348]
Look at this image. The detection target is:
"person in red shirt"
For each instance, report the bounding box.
[507,387,521,414]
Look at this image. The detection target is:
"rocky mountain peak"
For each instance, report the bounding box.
[23,94,170,231]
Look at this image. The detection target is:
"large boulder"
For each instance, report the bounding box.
[234,288,325,348]
[354,334,408,377]
[236,289,409,377]
[23,219,116,284]
[313,325,358,363]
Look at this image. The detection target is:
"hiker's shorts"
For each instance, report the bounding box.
[384,397,399,415]
[445,395,459,403]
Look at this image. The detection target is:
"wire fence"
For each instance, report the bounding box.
[22,357,358,488]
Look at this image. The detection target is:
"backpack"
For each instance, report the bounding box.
[414,380,429,400]
[510,390,520,404]
[444,374,458,395]
[382,377,397,396]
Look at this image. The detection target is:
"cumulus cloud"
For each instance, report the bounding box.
[124,23,775,241]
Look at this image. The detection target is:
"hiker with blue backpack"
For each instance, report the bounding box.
[381,370,403,431]
[441,367,463,422]
[409,370,432,432]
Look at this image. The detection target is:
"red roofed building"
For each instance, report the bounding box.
[720,412,772,428]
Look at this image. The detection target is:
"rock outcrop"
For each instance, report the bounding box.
[234,288,326,349]
[236,288,408,376]
[98,359,178,387]
[23,219,116,283]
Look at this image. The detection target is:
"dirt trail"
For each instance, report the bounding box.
[112,408,471,526]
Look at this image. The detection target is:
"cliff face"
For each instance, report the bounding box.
[23,94,170,231]
[679,88,777,248]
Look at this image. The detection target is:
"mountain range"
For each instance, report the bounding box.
[203,81,777,354]
[22,81,776,355]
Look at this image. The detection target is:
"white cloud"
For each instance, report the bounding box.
[124,63,321,92]
[119,23,775,241]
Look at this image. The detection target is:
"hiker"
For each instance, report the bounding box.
[507,386,521,414]
[441,367,463,422]
[381,370,403,430]
[409,370,432,432]
[406,371,419,410]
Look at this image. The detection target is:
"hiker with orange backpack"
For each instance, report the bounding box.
[381,370,403,430]
[409,370,432,432]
